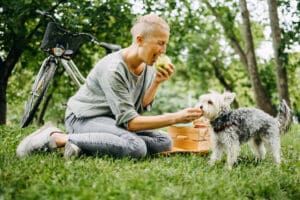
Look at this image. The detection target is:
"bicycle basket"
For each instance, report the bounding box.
[40,22,92,54]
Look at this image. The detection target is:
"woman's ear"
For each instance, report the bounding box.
[136,35,144,46]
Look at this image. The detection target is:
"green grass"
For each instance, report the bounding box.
[1,125,299,200]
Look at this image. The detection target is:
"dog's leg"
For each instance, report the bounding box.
[209,142,224,166]
[248,137,266,161]
[258,142,266,160]
[248,138,260,159]
[209,133,223,166]
[270,137,281,165]
[226,139,240,170]
[263,134,281,165]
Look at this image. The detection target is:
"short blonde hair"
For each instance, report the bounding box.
[130,14,170,41]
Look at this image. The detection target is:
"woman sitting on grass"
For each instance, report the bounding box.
[16,14,202,159]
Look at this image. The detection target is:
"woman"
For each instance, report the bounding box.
[17,14,202,159]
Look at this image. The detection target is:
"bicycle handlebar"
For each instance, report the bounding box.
[71,32,121,51]
[98,42,121,52]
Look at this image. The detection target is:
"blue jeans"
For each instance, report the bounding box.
[65,113,172,158]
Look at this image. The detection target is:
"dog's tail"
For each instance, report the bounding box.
[277,99,292,133]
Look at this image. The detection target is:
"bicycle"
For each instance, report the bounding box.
[21,11,121,128]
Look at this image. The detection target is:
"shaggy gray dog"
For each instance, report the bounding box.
[196,91,292,169]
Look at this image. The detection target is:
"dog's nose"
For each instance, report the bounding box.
[200,105,203,109]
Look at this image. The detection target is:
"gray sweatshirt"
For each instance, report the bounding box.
[66,50,156,128]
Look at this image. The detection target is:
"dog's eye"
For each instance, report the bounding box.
[208,100,213,105]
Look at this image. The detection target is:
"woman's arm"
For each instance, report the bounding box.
[142,81,160,107]
[127,107,203,132]
[142,64,174,107]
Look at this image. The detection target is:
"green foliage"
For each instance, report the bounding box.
[287,53,300,118]
[279,0,300,50]
[1,125,300,199]
[2,0,300,124]
[257,61,278,103]
[3,0,136,124]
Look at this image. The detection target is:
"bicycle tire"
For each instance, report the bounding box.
[21,59,58,128]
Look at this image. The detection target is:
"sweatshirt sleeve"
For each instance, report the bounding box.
[99,68,139,129]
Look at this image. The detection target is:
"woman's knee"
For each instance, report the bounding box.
[122,134,147,159]
[129,143,147,159]
[146,132,173,154]
[157,133,172,152]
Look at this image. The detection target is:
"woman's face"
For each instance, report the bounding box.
[138,29,169,66]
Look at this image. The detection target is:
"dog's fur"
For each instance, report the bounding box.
[196,91,292,169]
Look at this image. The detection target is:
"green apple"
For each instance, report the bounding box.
[154,54,171,70]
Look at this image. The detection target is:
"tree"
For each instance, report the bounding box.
[131,0,299,117]
[0,0,65,125]
[267,0,290,106]
[0,0,135,125]
[203,0,276,115]
[239,0,275,115]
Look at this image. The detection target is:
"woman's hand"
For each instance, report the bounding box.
[173,107,203,124]
[154,63,175,84]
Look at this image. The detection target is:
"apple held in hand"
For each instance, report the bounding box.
[154,54,172,70]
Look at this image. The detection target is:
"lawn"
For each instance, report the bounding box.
[0,124,299,200]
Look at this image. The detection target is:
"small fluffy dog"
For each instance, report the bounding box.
[196,91,292,169]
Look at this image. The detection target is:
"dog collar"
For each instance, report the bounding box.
[211,111,236,132]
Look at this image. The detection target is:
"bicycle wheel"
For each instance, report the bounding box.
[21,59,58,128]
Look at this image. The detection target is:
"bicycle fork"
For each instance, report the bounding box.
[31,56,58,98]
[60,58,86,87]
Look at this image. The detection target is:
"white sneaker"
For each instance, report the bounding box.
[16,122,62,158]
[64,141,81,159]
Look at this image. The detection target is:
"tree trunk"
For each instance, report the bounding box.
[0,58,6,124]
[267,0,290,106]
[211,59,239,108]
[212,60,234,92]
[0,40,25,124]
[239,0,276,115]
[0,59,7,124]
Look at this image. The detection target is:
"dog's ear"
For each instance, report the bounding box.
[222,91,235,105]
